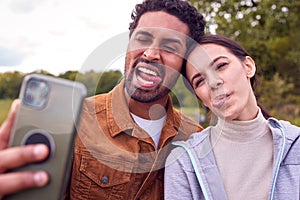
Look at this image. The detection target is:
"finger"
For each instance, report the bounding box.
[0,144,49,173]
[0,171,49,196]
[0,100,20,150]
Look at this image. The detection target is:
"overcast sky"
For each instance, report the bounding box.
[0,0,142,75]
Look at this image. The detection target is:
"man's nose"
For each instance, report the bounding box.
[142,47,160,61]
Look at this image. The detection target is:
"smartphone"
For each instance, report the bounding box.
[5,74,87,200]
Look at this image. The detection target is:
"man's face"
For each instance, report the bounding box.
[124,11,189,103]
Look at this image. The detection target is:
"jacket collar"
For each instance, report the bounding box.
[106,79,180,138]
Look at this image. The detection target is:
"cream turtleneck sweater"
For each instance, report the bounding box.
[210,108,273,200]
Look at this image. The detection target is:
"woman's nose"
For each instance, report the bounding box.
[207,73,223,89]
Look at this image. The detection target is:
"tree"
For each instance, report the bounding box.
[75,70,101,96]
[190,0,300,125]
[96,70,123,94]
[191,0,300,88]
[58,70,78,81]
[0,71,24,99]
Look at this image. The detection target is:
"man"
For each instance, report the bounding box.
[0,0,205,199]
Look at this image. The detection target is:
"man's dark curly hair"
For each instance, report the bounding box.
[129,0,206,44]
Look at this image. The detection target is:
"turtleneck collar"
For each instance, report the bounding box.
[211,107,270,143]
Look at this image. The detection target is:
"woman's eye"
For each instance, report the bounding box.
[194,78,205,88]
[216,62,227,70]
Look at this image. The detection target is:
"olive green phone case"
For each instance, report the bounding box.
[5,74,87,200]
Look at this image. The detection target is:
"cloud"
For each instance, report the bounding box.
[0,0,143,75]
[0,47,24,66]
[80,17,111,30]
[9,0,47,14]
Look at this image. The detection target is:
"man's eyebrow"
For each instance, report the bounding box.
[162,38,184,47]
[209,56,229,66]
[135,30,184,47]
[135,30,153,38]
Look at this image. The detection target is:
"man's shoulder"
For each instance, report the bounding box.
[83,93,110,114]
[172,108,203,135]
[83,81,124,114]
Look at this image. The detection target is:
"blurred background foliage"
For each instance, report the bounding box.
[190,0,300,125]
[0,0,299,126]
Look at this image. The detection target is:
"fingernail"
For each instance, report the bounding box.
[33,145,47,158]
[34,171,49,186]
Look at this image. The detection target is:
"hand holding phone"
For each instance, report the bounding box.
[0,99,49,197]
[4,74,87,200]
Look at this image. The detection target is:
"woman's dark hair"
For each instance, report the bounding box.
[183,34,271,119]
[129,0,206,44]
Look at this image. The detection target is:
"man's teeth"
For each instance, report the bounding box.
[137,76,154,85]
[138,67,158,76]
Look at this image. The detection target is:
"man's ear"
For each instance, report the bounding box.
[244,56,256,78]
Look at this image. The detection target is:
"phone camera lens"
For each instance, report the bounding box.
[25,94,34,103]
[28,81,38,89]
[23,78,49,109]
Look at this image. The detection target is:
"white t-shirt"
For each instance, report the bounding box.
[131,113,166,148]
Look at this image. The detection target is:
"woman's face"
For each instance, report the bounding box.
[186,43,258,121]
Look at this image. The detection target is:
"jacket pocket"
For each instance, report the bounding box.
[78,154,133,199]
[80,155,132,187]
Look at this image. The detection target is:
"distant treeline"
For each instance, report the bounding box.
[0,69,199,107]
[0,69,299,126]
[0,70,123,99]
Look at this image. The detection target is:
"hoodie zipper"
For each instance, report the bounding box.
[269,122,286,200]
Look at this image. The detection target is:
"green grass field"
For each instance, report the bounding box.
[0,99,13,125]
[0,99,298,127]
[0,100,205,127]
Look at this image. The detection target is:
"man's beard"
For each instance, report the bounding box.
[124,58,174,103]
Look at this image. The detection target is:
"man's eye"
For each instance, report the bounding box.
[136,37,151,43]
[162,45,177,53]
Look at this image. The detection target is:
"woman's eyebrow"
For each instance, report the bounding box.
[189,55,230,84]
[190,73,202,85]
[209,56,229,66]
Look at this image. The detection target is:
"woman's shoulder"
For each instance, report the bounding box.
[172,127,212,149]
[268,118,300,137]
[268,118,300,162]
[279,120,300,131]
[270,119,300,165]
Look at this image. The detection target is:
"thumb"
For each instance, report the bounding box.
[0,100,20,150]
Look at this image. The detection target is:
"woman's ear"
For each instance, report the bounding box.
[244,56,256,78]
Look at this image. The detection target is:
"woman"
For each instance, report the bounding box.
[164,34,300,200]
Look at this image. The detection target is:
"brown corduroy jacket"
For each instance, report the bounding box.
[64,80,202,200]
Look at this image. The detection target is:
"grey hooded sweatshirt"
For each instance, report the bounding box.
[164,118,300,200]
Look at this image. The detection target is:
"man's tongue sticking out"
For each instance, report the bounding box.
[136,66,162,89]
